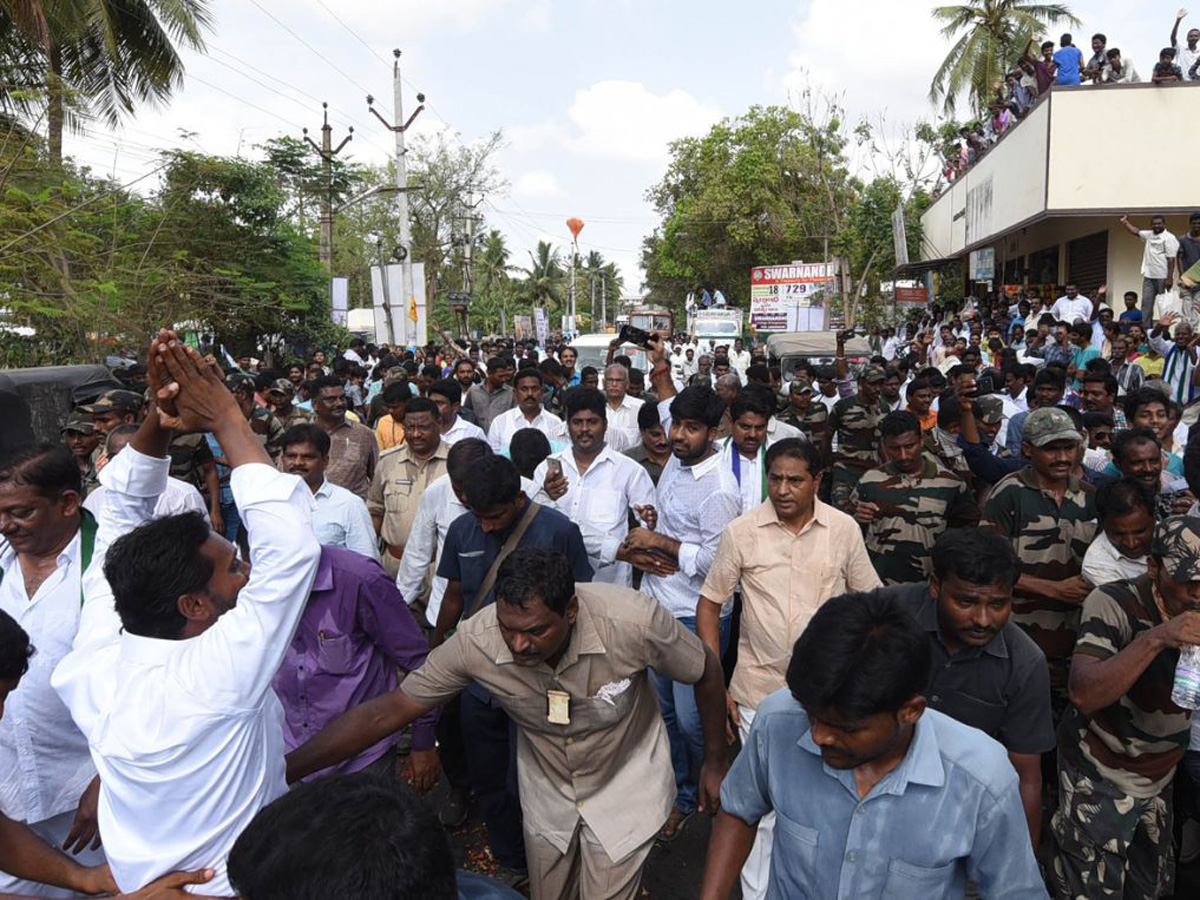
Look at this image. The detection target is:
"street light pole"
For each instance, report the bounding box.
[368,50,425,347]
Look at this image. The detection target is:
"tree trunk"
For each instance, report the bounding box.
[47,41,64,167]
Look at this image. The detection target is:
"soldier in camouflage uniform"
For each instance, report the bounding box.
[267,377,315,428]
[1052,516,1200,900]
[850,410,980,585]
[973,394,1014,459]
[777,378,828,444]
[226,373,286,460]
[982,407,1097,717]
[825,364,890,511]
[60,411,100,497]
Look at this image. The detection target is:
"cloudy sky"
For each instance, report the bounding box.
[70,0,1169,293]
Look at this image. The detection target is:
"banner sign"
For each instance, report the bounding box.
[750,263,837,331]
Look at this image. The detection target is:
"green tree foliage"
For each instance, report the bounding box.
[1,0,212,164]
[642,104,856,322]
[929,1,1078,116]
[0,122,345,366]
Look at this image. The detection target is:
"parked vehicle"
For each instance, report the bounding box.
[689,308,744,349]
[765,331,871,384]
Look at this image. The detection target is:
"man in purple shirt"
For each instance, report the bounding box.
[272,545,440,787]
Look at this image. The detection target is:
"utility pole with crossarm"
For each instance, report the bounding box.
[367,49,425,346]
[303,103,352,273]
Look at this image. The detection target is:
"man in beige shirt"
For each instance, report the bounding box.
[284,547,728,900]
[696,436,879,900]
[368,397,449,578]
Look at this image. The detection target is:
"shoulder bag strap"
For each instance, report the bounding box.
[464,500,541,620]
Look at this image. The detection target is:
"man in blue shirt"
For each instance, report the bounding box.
[432,453,592,888]
[1054,33,1084,85]
[700,590,1046,900]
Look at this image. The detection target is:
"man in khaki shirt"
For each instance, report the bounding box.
[368,397,449,578]
[697,436,879,900]
[285,547,728,900]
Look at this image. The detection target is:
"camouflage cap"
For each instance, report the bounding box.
[1023,407,1081,447]
[78,389,144,415]
[224,373,255,393]
[973,394,1005,425]
[268,378,295,395]
[60,411,95,435]
[789,378,814,395]
[1151,516,1200,582]
[860,364,888,384]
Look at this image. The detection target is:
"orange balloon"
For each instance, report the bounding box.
[566,217,584,239]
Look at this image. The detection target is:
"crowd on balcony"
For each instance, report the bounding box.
[942,10,1200,185]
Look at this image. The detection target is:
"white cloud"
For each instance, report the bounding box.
[513,170,565,199]
[322,0,509,35]
[781,0,944,127]
[563,80,721,163]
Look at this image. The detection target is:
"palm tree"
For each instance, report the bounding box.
[929,0,1078,115]
[2,0,212,164]
[519,240,565,315]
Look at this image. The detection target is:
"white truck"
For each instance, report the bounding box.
[688,308,744,350]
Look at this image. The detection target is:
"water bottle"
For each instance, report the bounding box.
[1172,644,1200,710]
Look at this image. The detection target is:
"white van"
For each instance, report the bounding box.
[565,333,650,384]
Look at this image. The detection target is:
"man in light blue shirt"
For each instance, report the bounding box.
[280,423,379,561]
[700,590,1047,900]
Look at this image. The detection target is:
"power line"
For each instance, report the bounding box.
[313,0,389,66]
[246,0,372,96]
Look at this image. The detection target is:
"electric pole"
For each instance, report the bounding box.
[601,273,607,331]
[303,103,352,272]
[368,50,424,346]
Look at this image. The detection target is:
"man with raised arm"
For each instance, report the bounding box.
[52,331,322,896]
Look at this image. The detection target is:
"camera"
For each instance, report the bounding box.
[618,323,654,349]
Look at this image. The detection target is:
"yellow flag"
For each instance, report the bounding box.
[408,297,418,322]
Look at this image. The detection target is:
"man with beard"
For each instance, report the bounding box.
[1082,478,1155,587]
[626,350,742,843]
[851,411,979,585]
[982,407,1097,718]
[719,391,773,515]
[879,529,1054,848]
[280,424,378,561]
[700,590,1045,900]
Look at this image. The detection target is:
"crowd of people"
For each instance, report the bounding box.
[4,264,1200,899]
[942,11,1200,184]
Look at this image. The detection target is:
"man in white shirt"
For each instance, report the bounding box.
[535,389,655,587]
[1120,214,1180,323]
[621,373,742,841]
[1082,478,1154,587]
[1050,284,1093,324]
[427,378,486,447]
[343,338,367,367]
[487,369,566,453]
[729,339,752,377]
[280,424,378,562]
[0,445,104,898]
[719,391,772,515]
[52,333,322,896]
[601,364,645,453]
[84,425,210,526]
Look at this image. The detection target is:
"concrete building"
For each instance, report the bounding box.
[918,82,1200,309]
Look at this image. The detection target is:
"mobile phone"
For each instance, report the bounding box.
[618,323,653,349]
[546,458,563,478]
